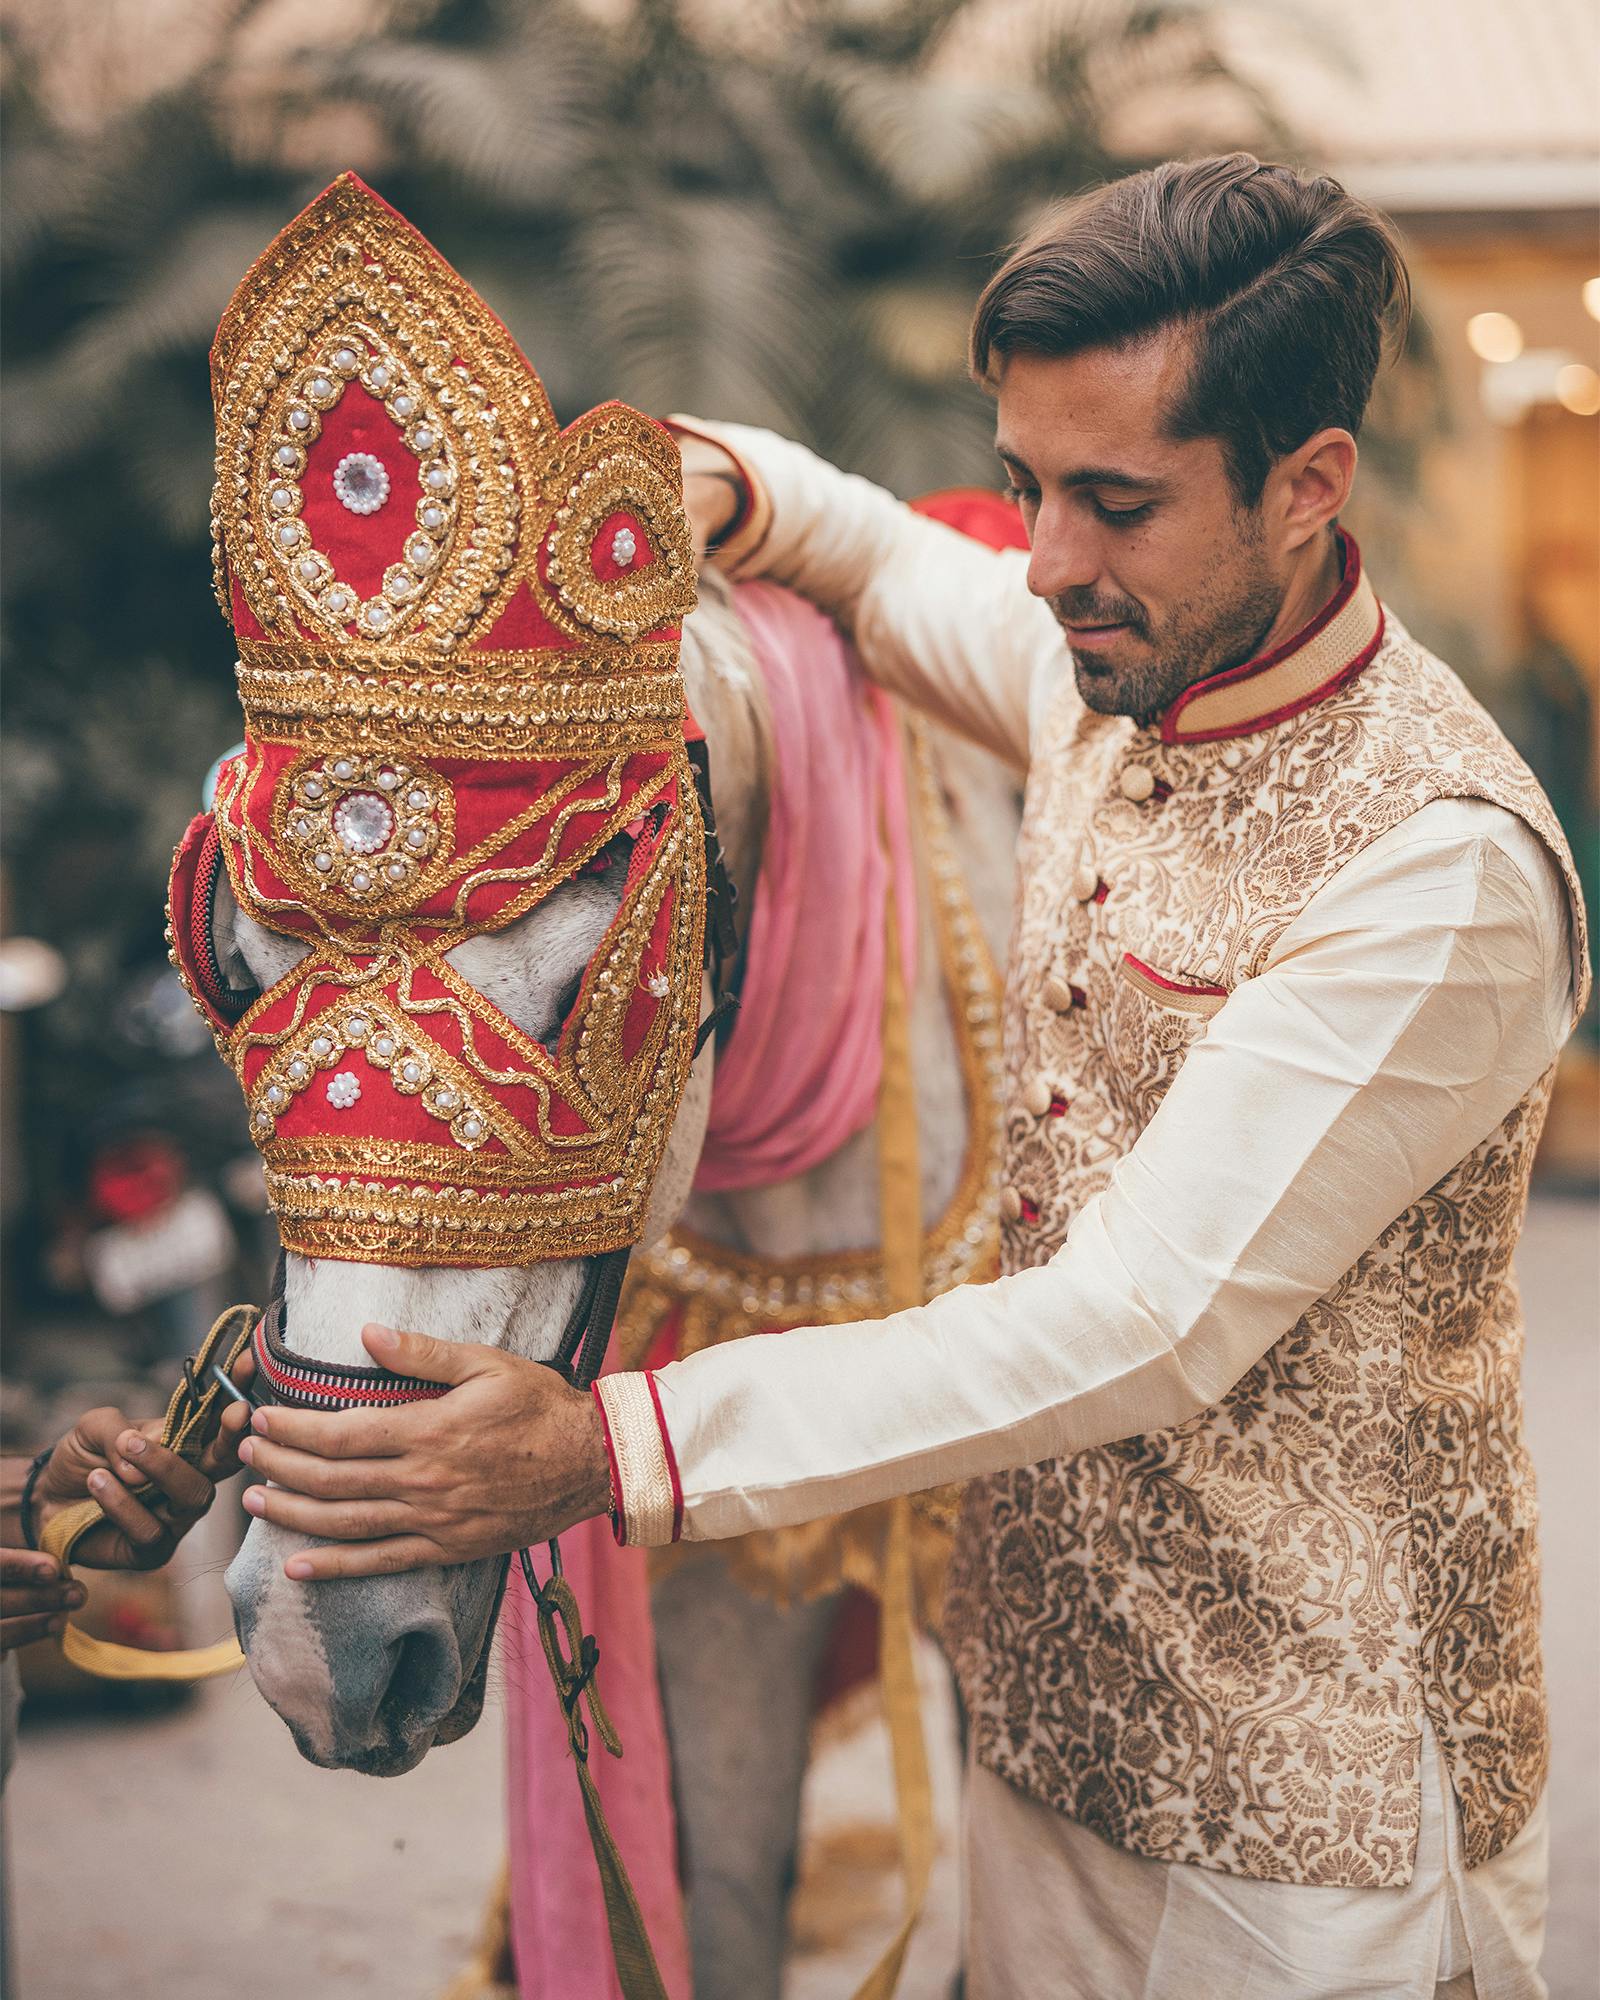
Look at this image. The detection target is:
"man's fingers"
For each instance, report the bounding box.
[282,1535,444,1582]
[238,1436,398,1500]
[251,1403,411,1457]
[362,1323,490,1386]
[124,1436,214,1517]
[1,1581,83,1618]
[84,1470,171,1550]
[197,1401,251,1479]
[73,1407,127,1450]
[1,1549,65,1587]
[243,1485,415,1542]
[1,1611,70,1653]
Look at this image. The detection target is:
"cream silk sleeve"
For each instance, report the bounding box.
[595,800,1576,1548]
[670,416,1065,770]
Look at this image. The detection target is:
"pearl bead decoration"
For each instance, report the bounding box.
[326,1071,362,1110]
[611,527,637,567]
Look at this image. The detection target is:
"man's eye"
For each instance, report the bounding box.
[1090,498,1151,525]
[1004,482,1039,507]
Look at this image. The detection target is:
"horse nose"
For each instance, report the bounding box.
[228,1531,465,1768]
[331,1609,462,1755]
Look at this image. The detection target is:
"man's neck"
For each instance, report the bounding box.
[1255,527,1345,662]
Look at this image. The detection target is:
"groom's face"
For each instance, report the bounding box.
[995,336,1286,726]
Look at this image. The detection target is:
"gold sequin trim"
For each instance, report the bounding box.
[542,411,698,642]
[595,1373,678,1547]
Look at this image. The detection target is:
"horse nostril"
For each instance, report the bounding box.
[384,1621,458,1725]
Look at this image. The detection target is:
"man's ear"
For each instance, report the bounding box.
[1269,428,1357,555]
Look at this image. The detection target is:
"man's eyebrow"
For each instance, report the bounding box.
[995,444,1162,494]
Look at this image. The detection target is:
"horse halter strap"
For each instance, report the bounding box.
[250,1227,641,1411]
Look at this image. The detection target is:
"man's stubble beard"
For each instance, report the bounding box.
[1064,515,1283,728]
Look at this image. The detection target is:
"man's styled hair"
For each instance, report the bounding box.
[970,154,1412,502]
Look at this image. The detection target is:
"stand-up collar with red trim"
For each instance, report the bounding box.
[1160,531,1384,746]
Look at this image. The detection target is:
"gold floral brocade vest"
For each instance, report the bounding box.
[942,552,1588,1889]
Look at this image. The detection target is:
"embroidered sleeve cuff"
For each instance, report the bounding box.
[592,1371,683,1546]
[665,415,774,577]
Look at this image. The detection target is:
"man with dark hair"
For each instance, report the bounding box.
[251,156,1585,1997]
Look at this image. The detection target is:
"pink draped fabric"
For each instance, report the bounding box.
[507,581,915,1997]
[695,580,917,1191]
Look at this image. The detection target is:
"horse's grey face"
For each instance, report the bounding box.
[216,864,713,1775]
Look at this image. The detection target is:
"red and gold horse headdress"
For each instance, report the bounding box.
[169,174,709,1268]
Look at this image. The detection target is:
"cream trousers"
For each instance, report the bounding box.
[963,1723,1548,2000]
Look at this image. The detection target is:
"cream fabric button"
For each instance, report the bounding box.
[1022,1076,1054,1117]
[1042,974,1075,1012]
[1119,764,1156,803]
[1000,1185,1023,1222]
[1071,862,1099,902]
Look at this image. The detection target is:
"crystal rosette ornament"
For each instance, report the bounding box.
[167,175,707,1268]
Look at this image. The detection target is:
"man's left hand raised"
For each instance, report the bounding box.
[238,1326,611,1580]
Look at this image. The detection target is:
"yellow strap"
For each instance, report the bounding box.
[39,1304,256,1682]
[848,856,936,2000]
[59,1623,246,1682]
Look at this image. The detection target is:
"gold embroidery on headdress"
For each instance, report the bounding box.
[179,174,710,1268]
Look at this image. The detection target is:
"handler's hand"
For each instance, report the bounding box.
[1,1549,84,1653]
[33,1388,253,1572]
[237,1326,611,1581]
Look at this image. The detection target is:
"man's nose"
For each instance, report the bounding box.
[1026,498,1100,600]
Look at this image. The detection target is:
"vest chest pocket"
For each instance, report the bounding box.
[1117,952,1229,1019]
[1108,952,1229,1121]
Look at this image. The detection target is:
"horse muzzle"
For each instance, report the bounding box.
[227,1529,504,1775]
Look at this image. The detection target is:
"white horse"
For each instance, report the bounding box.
[216,574,1018,1988]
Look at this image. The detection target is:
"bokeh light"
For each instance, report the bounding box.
[1555,363,1600,416]
[1466,311,1525,363]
